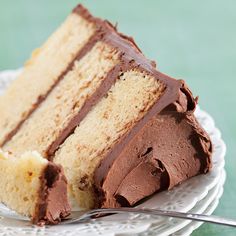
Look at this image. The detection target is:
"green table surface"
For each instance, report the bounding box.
[0,0,235,235]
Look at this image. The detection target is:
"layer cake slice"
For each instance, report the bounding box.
[0,4,212,222]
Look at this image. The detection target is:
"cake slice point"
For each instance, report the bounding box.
[0,150,70,225]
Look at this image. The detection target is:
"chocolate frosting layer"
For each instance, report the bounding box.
[46,5,190,157]
[33,163,71,225]
[94,83,212,208]
[47,5,165,157]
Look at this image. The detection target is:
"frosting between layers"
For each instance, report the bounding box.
[3,4,184,160]
[2,39,96,147]
[47,5,184,157]
[33,163,71,225]
[1,13,96,147]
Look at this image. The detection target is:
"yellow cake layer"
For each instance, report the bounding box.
[4,42,120,156]
[54,69,165,209]
[0,13,96,145]
[0,150,48,217]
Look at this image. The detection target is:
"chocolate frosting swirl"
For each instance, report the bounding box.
[94,83,212,208]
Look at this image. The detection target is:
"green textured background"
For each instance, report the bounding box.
[0,0,235,235]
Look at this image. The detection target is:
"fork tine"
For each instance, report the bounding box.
[61,210,94,225]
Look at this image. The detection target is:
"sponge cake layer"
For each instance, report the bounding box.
[4,42,120,157]
[0,13,96,145]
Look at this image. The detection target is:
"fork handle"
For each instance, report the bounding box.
[84,208,236,228]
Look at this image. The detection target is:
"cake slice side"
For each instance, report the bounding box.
[0,150,70,225]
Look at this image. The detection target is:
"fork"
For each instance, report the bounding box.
[61,207,236,227]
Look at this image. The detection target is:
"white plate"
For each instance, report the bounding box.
[172,170,225,236]
[0,70,226,236]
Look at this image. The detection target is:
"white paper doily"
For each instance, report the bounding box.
[0,70,226,236]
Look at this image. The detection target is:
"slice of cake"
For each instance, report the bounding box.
[0,150,70,225]
[0,4,212,219]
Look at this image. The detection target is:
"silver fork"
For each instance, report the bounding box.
[61,207,236,227]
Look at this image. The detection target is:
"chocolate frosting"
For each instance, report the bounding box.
[94,83,212,208]
[33,163,71,225]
